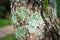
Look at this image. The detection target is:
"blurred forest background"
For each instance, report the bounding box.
[0,0,11,27]
[0,0,10,19]
[0,0,14,40]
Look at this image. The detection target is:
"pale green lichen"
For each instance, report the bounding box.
[15,27,26,38]
[12,7,30,24]
[12,13,17,24]
[16,7,30,21]
[28,12,44,27]
[27,12,44,33]
[27,25,36,33]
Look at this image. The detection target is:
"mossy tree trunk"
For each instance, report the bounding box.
[11,0,60,40]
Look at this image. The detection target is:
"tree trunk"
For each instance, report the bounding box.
[11,0,60,40]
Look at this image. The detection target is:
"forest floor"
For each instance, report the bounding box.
[0,25,15,38]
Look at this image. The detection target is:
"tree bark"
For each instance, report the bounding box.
[11,0,60,40]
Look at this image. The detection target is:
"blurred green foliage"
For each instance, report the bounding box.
[0,19,12,28]
[0,6,6,18]
[56,0,60,18]
[42,0,49,11]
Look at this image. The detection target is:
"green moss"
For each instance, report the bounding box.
[42,0,49,11]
